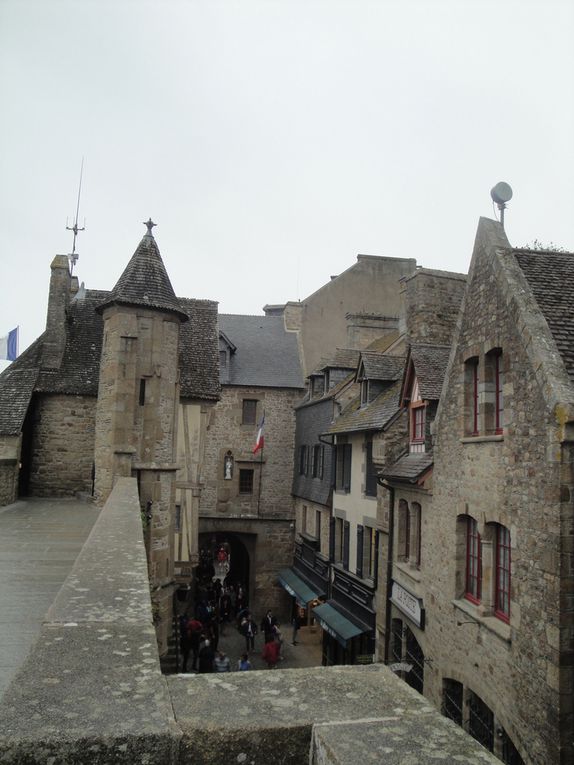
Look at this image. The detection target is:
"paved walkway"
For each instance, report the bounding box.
[184,615,324,673]
[0,497,100,699]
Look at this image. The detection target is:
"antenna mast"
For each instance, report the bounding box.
[66,158,86,274]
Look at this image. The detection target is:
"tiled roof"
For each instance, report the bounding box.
[360,352,404,381]
[295,371,355,411]
[514,249,574,383]
[97,234,188,321]
[324,380,402,435]
[380,451,434,483]
[315,348,361,373]
[0,338,42,435]
[0,288,221,434]
[218,314,304,389]
[410,344,451,400]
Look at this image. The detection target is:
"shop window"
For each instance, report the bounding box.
[405,627,424,694]
[391,619,403,663]
[239,469,254,494]
[466,517,482,604]
[464,357,480,436]
[442,678,463,726]
[242,399,258,425]
[495,523,511,622]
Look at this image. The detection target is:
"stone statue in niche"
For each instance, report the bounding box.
[224,452,233,480]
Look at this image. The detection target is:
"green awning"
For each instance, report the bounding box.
[277,568,323,606]
[313,602,367,647]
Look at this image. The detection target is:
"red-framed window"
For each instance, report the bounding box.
[495,524,511,621]
[465,517,482,603]
[494,353,503,434]
[471,360,479,435]
[411,404,425,443]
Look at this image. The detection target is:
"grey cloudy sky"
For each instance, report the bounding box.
[1,0,573,372]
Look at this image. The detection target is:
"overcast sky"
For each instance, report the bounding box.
[1,0,573,372]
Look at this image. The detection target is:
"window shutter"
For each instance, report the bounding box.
[329,516,336,562]
[356,524,364,577]
[343,520,350,570]
[343,444,352,492]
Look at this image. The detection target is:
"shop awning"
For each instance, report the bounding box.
[312,601,369,647]
[277,568,323,606]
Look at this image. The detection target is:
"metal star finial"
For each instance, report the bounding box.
[143,218,157,236]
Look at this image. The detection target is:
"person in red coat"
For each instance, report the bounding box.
[262,638,281,668]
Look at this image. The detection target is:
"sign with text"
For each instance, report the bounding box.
[390,580,425,629]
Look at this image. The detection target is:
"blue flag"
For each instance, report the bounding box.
[0,327,18,361]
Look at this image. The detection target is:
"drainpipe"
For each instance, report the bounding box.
[377,478,394,665]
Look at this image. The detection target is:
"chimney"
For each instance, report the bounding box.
[41,255,71,370]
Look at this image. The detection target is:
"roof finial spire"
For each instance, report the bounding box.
[143,218,157,237]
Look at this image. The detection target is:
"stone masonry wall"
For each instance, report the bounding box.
[403,269,466,346]
[28,394,96,497]
[201,386,300,519]
[428,236,563,764]
[0,434,20,506]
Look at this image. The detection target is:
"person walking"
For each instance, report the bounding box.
[261,610,277,644]
[262,637,280,669]
[198,637,214,674]
[240,613,258,653]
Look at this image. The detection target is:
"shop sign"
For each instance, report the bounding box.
[355,654,374,665]
[391,581,425,629]
[389,662,413,674]
[315,616,338,642]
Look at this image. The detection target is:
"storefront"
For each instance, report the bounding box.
[277,567,326,625]
[313,600,374,665]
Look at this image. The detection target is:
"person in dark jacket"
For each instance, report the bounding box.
[198,637,214,673]
[261,610,277,643]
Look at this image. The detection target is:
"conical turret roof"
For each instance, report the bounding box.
[97,226,188,321]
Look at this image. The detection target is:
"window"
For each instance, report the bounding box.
[315,509,321,544]
[242,399,257,425]
[335,443,352,492]
[311,376,324,398]
[363,525,377,579]
[467,691,494,752]
[361,380,369,405]
[465,517,482,603]
[442,679,463,726]
[485,349,504,434]
[334,517,344,562]
[494,352,503,433]
[398,500,410,561]
[299,445,308,476]
[239,469,254,494]
[365,439,377,497]
[356,525,364,577]
[465,357,479,435]
[302,505,307,534]
[411,404,425,443]
[343,520,350,569]
[412,502,422,567]
[312,444,324,479]
[174,503,181,533]
[495,524,511,622]
[219,350,227,369]
[139,379,146,406]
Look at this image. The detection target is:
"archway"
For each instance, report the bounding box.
[198,531,251,599]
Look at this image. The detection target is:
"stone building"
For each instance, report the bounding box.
[198,313,304,615]
[0,224,220,652]
[388,218,574,764]
[266,253,416,377]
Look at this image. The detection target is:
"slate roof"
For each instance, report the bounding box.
[410,344,451,400]
[0,289,221,434]
[97,234,188,321]
[218,314,304,389]
[295,371,355,410]
[360,353,404,381]
[380,451,434,483]
[514,249,574,383]
[324,380,402,435]
[314,348,361,374]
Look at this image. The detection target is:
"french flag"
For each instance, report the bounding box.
[253,412,265,454]
[0,327,18,361]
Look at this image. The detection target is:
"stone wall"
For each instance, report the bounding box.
[427,224,567,764]
[27,394,96,497]
[403,268,466,346]
[0,434,20,505]
[201,386,300,519]
[299,254,417,377]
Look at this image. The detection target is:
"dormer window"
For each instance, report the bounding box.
[311,375,325,398]
[408,377,425,453]
[361,379,369,406]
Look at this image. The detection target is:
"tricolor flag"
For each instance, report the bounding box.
[253,412,265,454]
[0,327,18,361]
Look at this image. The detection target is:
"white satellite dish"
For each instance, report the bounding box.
[490,181,513,228]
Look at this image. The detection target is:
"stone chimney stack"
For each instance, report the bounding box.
[403,269,467,346]
[41,254,72,370]
[345,313,399,350]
